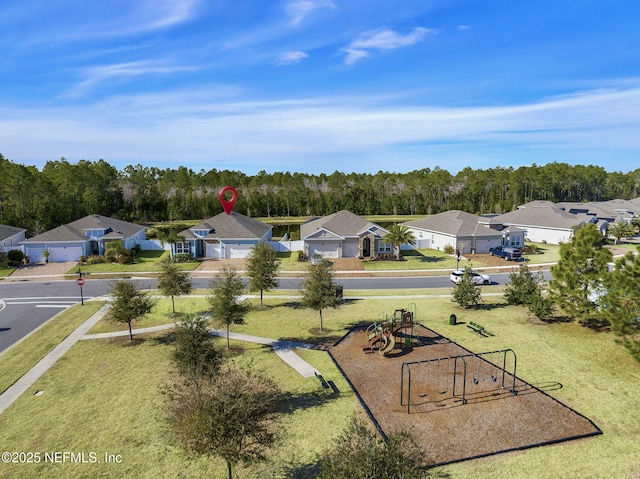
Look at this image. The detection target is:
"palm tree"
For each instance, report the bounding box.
[607,221,635,245]
[382,224,416,261]
[156,226,186,258]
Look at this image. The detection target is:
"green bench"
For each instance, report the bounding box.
[467,321,487,336]
[315,371,330,389]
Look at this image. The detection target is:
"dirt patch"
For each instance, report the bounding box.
[329,324,601,466]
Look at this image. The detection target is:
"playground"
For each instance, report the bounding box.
[329,309,602,467]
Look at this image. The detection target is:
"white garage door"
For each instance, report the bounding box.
[49,247,84,262]
[226,244,253,258]
[308,243,339,258]
[475,240,502,254]
[342,242,359,258]
[26,248,46,263]
[205,242,220,258]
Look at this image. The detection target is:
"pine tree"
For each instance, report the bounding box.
[301,260,341,332]
[157,261,193,314]
[549,223,612,325]
[504,264,544,305]
[246,242,280,307]
[602,247,640,362]
[107,279,156,340]
[207,266,250,349]
[452,265,481,309]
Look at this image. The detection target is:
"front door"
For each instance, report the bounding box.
[363,237,371,257]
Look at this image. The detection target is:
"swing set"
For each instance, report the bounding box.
[400,348,517,414]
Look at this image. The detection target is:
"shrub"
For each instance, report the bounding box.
[443,244,455,255]
[79,255,88,263]
[7,249,24,263]
[86,255,104,265]
[173,253,194,263]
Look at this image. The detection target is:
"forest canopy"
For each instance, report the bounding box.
[1,153,639,236]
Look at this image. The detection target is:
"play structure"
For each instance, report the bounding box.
[400,348,517,413]
[363,304,416,356]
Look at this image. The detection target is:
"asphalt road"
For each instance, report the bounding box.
[0,271,551,354]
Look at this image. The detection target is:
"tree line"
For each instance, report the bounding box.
[2,153,640,235]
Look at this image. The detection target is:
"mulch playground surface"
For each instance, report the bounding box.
[329,323,602,467]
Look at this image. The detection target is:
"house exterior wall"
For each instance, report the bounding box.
[1,231,26,252]
[24,241,89,263]
[516,226,574,244]
[407,228,460,253]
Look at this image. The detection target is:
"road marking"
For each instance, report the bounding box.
[7,301,80,305]
[35,304,77,308]
[0,300,5,312]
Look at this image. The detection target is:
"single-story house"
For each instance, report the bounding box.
[484,201,601,245]
[21,215,146,262]
[558,200,636,224]
[301,210,390,259]
[174,212,272,259]
[402,210,524,254]
[0,224,26,253]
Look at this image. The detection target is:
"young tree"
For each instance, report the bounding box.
[106,279,156,340]
[382,224,417,261]
[549,223,612,325]
[207,266,250,349]
[157,261,193,314]
[602,248,640,362]
[246,242,280,307]
[504,264,545,305]
[317,418,428,479]
[528,290,555,321]
[607,221,635,244]
[301,260,342,332]
[166,363,281,479]
[172,314,222,377]
[452,266,481,309]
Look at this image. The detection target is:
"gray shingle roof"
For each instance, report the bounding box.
[490,201,584,230]
[300,210,383,239]
[181,212,272,239]
[402,210,499,237]
[0,224,26,241]
[22,215,145,243]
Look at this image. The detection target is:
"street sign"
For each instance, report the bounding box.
[76,278,85,286]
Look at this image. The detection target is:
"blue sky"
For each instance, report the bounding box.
[1,0,639,175]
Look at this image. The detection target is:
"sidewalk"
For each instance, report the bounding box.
[0,304,109,415]
[0,305,321,416]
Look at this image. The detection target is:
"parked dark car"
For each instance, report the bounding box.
[489,246,522,261]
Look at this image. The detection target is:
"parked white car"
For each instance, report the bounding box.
[450,269,491,285]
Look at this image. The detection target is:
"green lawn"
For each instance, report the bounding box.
[0,302,104,395]
[0,261,16,277]
[363,249,484,271]
[522,242,562,264]
[2,294,640,478]
[65,250,200,274]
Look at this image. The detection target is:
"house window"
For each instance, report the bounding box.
[175,242,190,254]
[193,230,209,237]
[378,242,392,253]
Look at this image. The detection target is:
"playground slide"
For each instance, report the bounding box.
[380,334,396,356]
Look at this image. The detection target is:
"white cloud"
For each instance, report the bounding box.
[275,51,309,65]
[62,61,198,98]
[343,27,433,65]
[285,0,335,27]
[2,83,640,174]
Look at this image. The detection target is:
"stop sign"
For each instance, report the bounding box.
[76,278,85,286]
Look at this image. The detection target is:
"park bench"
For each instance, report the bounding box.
[315,371,330,389]
[467,322,487,336]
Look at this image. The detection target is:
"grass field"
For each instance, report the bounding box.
[1,293,640,478]
[65,251,200,274]
[0,302,104,395]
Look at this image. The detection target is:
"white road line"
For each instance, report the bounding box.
[6,301,80,305]
[35,304,77,308]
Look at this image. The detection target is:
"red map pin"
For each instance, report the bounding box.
[218,186,237,215]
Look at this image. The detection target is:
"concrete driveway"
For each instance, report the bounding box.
[5,262,76,279]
